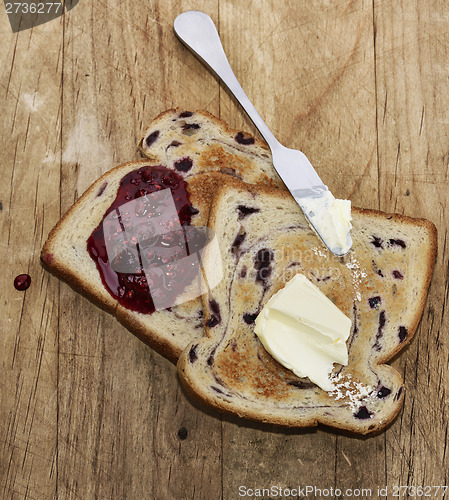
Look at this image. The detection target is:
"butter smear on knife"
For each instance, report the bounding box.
[300,190,352,255]
[254,274,351,391]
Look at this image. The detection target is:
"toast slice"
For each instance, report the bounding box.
[139,108,283,189]
[177,182,437,434]
[42,110,284,362]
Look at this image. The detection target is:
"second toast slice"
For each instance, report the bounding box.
[178,182,437,434]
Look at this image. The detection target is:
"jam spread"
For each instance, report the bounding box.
[87,165,203,314]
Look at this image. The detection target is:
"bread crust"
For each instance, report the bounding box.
[177,354,405,434]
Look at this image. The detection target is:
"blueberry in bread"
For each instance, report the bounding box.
[177,182,437,433]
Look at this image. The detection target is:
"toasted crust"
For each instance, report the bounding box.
[178,357,405,433]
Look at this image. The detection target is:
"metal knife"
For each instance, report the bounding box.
[174,11,352,256]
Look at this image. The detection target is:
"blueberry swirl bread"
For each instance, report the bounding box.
[139,109,282,188]
[42,110,284,362]
[177,182,437,433]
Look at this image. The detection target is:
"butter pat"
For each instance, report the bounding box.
[300,189,352,255]
[254,274,351,391]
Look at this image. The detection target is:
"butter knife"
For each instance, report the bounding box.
[174,11,352,256]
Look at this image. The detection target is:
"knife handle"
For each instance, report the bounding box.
[174,11,280,151]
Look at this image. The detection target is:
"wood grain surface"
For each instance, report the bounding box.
[1,1,447,499]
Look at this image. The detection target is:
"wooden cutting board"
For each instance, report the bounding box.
[1,1,447,498]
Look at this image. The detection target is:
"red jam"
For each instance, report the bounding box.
[14,274,31,291]
[87,165,201,314]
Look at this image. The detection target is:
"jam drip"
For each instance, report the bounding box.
[87,165,201,314]
[14,274,31,291]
